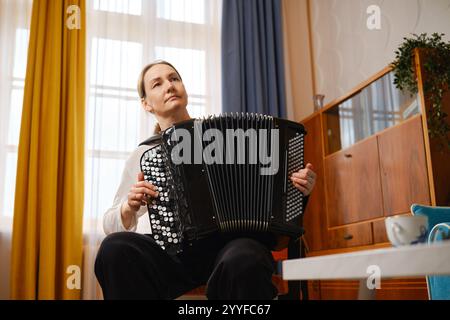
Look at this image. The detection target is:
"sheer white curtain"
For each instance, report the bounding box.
[82,0,223,299]
[0,0,33,299]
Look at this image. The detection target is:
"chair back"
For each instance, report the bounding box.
[411,204,450,300]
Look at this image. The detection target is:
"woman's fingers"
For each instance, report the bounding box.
[127,196,143,210]
[131,186,159,198]
[292,170,316,181]
[290,177,310,188]
[293,181,308,194]
[135,180,158,191]
[127,174,160,211]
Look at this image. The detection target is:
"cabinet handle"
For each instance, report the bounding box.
[344,153,352,158]
[343,234,353,241]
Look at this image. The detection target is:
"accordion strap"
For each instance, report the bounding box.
[139,134,162,147]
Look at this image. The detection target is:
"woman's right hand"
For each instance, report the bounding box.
[124,172,159,216]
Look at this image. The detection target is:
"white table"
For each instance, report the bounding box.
[282,241,450,299]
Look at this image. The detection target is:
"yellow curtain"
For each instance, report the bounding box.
[10,0,85,299]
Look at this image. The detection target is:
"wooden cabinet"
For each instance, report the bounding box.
[323,116,430,229]
[299,51,450,300]
[372,220,389,244]
[377,116,431,216]
[319,279,428,300]
[325,223,373,250]
[307,280,321,300]
[302,115,328,252]
[325,136,384,227]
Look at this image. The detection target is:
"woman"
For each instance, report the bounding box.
[94,60,317,300]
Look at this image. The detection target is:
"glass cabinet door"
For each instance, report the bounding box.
[324,71,420,155]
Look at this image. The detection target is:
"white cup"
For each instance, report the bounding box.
[385,215,429,247]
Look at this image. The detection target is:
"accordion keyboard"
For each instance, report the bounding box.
[286,133,305,222]
[140,145,182,253]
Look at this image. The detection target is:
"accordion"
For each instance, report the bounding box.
[140,114,306,255]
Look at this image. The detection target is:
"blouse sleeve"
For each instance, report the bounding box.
[102,145,151,235]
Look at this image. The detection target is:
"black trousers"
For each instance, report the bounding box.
[94,232,277,300]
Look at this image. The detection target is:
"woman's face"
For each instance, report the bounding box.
[142,64,188,117]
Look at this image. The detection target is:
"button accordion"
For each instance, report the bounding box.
[140,114,306,255]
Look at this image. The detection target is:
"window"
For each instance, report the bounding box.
[85,0,222,232]
[93,0,142,16]
[0,26,30,224]
[157,0,205,24]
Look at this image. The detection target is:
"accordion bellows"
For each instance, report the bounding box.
[140,113,306,254]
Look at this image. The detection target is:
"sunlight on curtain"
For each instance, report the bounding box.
[83,0,222,299]
[0,0,33,300]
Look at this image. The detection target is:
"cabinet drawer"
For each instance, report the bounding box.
[326,223,373,250]
[325,136,384,226]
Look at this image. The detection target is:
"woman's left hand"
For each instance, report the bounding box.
[290,163,317,196]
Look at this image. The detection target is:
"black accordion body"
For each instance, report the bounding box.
[140,114,306,255]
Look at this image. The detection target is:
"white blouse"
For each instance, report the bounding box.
[103,144,156,235]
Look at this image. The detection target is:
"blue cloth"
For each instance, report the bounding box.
[411,204,450,300]
[221,0,287,117]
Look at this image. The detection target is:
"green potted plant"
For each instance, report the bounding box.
[391,33,450,150]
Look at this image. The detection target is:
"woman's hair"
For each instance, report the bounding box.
[153,123,162,134]
[137,60,183,100]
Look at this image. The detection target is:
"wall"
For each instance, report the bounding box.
[282,0,315,121]
[312,0,450,106]
[284,0,450,120]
